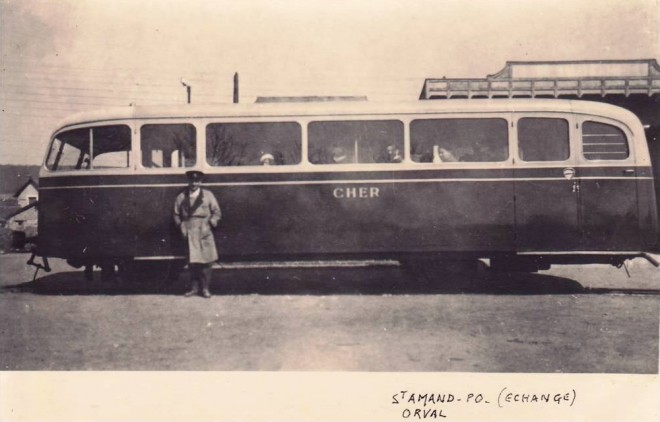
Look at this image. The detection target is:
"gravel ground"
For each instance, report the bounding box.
[0,253,658,372]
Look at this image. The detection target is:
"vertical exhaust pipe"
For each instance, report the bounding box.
[233,72,239,104]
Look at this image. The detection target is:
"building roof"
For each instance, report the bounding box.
[5,201,37,220]
[13,178,39,198]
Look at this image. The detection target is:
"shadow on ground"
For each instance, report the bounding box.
[3,264,656,296]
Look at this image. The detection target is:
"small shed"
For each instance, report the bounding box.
[6,202,38,238]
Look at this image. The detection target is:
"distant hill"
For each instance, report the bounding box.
[0,165,41,194]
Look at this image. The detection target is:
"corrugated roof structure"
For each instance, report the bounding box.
[420,59,660,100]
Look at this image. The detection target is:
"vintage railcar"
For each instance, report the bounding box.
[36,99,658,278]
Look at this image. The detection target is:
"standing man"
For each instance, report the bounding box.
[173,170,221,298]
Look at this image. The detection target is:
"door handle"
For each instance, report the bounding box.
[622,169,635,175]
[572,181,580,193]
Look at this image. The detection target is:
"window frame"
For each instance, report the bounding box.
[307,118,406,166]
[513,113,577,166]
[409,115,511,165]
[204,119,304,170]
[137,120,199,172]
[577,116,635,164]
[44,121,135,174]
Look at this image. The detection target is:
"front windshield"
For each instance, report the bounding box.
[46,125,131,171]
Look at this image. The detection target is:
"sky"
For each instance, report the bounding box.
[1,0,658,165]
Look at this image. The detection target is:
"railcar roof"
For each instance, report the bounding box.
[54,98,641,131]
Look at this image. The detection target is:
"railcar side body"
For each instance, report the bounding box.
[37,99,658,271]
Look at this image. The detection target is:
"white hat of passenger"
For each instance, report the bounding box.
[260,153,275,163]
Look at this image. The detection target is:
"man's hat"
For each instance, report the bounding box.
[185,170,205,181]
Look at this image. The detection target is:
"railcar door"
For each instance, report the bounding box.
[407,116,515,253]
[577,118,640,250]
[40,123,136,261]
[513,115,580,251]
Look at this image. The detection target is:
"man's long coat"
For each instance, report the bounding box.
[173,188,221,264]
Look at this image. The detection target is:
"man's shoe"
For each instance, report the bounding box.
[184,289,198,297]
[201,289,212,298]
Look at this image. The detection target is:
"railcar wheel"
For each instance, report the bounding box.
[118,259,185,292]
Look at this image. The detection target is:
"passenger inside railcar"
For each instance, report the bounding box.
[433,145,459,163]
[260,153,275,166]
[331,146,349,164]
[384,144,403,163]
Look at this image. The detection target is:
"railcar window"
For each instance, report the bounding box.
[206,122,301,166]
[518,118,570,162]
[46,125,131,171]
[582,121,629,160]
[141,124,196,168]
[308,120,404,164]
[90,126,131,168]
[410,118,508,163]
